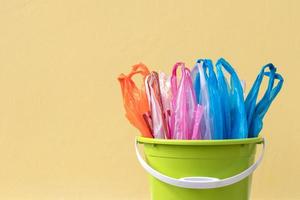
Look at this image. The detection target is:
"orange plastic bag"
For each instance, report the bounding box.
[118,63,153,138]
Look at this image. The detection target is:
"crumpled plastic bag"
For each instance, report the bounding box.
[158,72,172,139]
[118,63,153,138]
[191,60,212,139]
[245,63,284,137]
[216,58,248,139]
[145,72,168,139]
[170,62,199,139]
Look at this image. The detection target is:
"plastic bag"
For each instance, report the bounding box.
[170,62,198,139]
[118,63,153,138]
[203,59,224,139]
[191,104,204,140]
[158,72,172,139]
[216,58,248,139]
[216,62,231,139]
[145,72,168,139]
[191,60,212,139]
[245,64,284,137]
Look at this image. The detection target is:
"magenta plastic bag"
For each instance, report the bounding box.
[170,62,202,139]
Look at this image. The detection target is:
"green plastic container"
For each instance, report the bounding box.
[136,136,265,200]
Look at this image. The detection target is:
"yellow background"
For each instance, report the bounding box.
[0,0,299,199]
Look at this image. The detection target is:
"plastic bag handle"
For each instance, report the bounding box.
[215,58,244,94]
[171,62,186,97]
[245,64,276,125]
[135,137,265,189]
[119,63,149,80]
[254,72,283,115]
[196,59,215,80]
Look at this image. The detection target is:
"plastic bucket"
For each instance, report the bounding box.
[136,136,265,200]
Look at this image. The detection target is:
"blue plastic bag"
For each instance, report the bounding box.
[216,58,248,139]
[245,63,284,137]
[201,59,224,139]
[193,69,201,104]
[216,62,231,139]
[192,59,224,139]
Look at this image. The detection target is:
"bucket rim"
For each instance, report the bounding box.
[137,136,264,146]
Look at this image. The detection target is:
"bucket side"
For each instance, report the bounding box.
[143,143,257,179]
[142,142,258,200]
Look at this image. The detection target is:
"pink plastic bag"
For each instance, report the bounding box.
[191,104,204,140]
[158,72,172,139]
[145,72,168,139]
[170,62,203,139]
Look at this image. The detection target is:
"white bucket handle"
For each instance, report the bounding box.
[135,137,265,189]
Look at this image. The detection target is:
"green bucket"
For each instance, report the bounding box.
[136,136,265,200]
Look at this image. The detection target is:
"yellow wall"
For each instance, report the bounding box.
[0,0,299,199]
